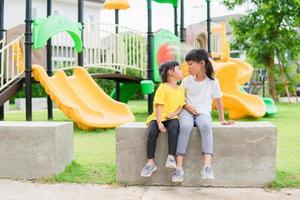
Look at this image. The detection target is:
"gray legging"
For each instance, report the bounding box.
[176,109,213,156]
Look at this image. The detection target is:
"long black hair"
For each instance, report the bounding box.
[185,48,215,80]
[159,60,180,83]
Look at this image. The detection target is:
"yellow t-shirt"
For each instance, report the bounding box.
[146,83,185,125]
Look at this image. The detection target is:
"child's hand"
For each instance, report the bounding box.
[166,113,176,119]
[221,120,235,125]
[185,104,199,116]
[158,122,167,133]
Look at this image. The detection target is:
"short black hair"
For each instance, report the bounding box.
[159,61,180,83]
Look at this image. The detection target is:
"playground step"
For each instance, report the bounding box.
[116,122,277,187]
[0,121,73,179]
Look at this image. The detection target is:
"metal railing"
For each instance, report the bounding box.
[51,23,148,78]
[51,31,77,70]
[0,34,25,92]
[211,22,230,61]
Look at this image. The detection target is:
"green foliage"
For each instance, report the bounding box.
[274,64,300,96]
[223,0,300,63]
[87,68,116,95]
[222,0,300,98]
[11,83,47,103]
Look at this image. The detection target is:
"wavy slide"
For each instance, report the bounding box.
[32,65,135,130]
[212,59,266,119]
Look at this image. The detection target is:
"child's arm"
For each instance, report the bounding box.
[184,104,199,115]
[215,98,235,125]
[166,106,183,119]
[156,104,167,132]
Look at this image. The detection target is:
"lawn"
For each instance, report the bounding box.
[4,101,300,188]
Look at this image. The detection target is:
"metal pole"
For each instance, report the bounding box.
[115,9,120,101]
[147,0,153,114]
[78,0,84,66]
[115,9,119,33]
[180,0,185,42]
[25,0,32,121]
[0,0,4,120]
[174,6,178,36]
[206,0,211,55]
[47,0,53,120]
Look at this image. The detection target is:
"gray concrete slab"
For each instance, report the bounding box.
[0,122,73,179]
[116,122,277,187]
[0,179,299,200]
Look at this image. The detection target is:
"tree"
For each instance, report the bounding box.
[222,0,300,101]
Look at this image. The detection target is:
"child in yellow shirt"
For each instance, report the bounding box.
[140,61,185,177]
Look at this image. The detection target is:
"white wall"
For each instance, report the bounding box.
[3,0,102,30]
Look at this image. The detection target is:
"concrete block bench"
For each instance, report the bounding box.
[116,122,277,187]
[0,121,73,179]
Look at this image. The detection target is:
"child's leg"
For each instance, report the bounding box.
[176,109,195,168]
[147,120,160,163]
[195,114,215,179]
[141,120,159,177]
[195,114,213,165]
[164,119,179,168]
[171,110,194,182]
[164,119,179,156]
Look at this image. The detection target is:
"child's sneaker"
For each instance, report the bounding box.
[171,168,184,183]
[201,166,215,179]
[140,163,157,177]
[165,155,176,168]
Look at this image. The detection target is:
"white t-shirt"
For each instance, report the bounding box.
[182,76,223,116]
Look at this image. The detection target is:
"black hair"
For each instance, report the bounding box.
[185,48,215,80]
[159,60,180,83]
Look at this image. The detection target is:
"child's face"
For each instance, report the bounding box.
[169,65,183,81]
[187,60,205,76]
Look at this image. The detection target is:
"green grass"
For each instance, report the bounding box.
[47,129,116,184]
[4,101,300,188]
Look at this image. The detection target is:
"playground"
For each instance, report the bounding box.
[0,0,299,198]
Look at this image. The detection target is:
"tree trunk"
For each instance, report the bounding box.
[266,55,278,101]
[294,91,299,103]
[284,80,291,103]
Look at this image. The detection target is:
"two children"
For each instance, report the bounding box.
[141,49,234,180]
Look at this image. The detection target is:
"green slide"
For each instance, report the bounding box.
[263,97,277,116]
[239,86,277,116]
[110,83,141,103]
[32,15,83,52]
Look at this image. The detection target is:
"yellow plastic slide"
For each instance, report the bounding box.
[213,60,266,119]
[181,59,266,119]
[32,65,135,130]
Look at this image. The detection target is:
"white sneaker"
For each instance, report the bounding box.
[201,166,215,179]
[171,168,184,183]
[165,155,176,169]
[140,163,157,177]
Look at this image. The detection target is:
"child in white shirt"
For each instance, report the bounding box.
[171,49,234,183]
